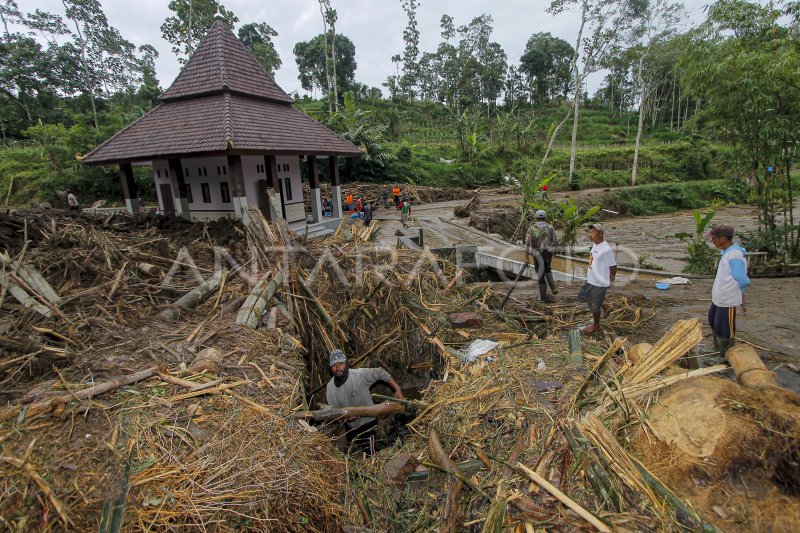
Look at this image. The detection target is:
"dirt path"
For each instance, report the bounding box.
[371,193,800,392]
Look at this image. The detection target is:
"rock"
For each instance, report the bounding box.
[384,453,420,484]
[448,312,484,329]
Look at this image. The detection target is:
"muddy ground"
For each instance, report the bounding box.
[373,191,800,391]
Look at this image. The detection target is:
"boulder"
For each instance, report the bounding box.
[384,453,420,484]
[448,312,484,329]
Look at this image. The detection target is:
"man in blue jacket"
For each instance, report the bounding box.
[707,225,750,357]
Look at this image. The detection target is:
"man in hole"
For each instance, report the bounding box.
[326,349,404,456]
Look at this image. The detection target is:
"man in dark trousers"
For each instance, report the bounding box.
[526,210,559,303]
[707,225,750,356]
[325,349,404,456]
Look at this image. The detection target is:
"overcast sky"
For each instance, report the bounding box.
[22,0,713,96]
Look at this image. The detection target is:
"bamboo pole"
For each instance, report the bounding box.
[235,271,283,328]
[293,401,403,422]
[159,269,223,320]
[516,462,611,532]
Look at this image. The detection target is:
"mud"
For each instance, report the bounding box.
[371,192,800,392]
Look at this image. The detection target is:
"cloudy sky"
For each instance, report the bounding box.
[23,0,712,96]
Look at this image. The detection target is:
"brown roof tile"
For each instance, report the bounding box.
[82,94,362,164]
[159,19,292,104]
[82,19,361,165]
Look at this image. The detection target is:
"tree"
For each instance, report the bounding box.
[629,0,685,186]
[680,0,800,259]
[238,22,281,77]
[317,0,338,114]
[549,0,640,186]
[161,0,238,62]
[519,32,574,104]
[62,0,148,128]
[398,0,420,98]
[293,33,356,100]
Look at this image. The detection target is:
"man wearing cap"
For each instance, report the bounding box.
[578,223,617,334]
[326,349,404,456]
[526,210,559,303]
[707,225,750,357]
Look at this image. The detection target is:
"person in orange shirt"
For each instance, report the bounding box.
[346,193,354,214]
[392,185,401,207]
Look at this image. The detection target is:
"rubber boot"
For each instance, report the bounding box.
[545,272,558,294]
[539,282,556,303]
[717,337,736,358]
[538,283,548,303]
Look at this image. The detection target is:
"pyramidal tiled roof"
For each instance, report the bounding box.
[82,19,361,165]
[159,19,292,103]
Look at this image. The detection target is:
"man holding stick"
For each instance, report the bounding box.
[326,349,404,456]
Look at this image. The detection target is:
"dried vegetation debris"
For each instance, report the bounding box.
[1,208,799,532]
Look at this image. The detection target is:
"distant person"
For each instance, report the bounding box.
[381,185,390,208]
[578,223,616,334]
[526,210,559,303]
[363,201,372,227]
[400,200,411,228]
[325,349,403,456]
[540,183,549,199]
[355,196,363,214]
[707,225,750,357]
[66,190,80,212]
[322,197,332,217]
[346,193,354,214]
[137,197,145,214]
[392,185,401,207]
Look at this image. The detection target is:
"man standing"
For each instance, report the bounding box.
[326,349,404,456]
[526,210,559,303]
[708,225,750,357]
[363,201,372,227]
[66,189,80,212]
[392,185,402,207]
[578,223,616,334]
[400,200,411,228]
[381,184,390,209]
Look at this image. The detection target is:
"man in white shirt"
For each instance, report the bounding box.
[707,224,750,356]
[578,223,617,334]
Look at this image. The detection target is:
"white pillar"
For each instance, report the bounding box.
[174,197,192,220]
[331,185,343,219]
[124,198,136,214]
[310,188,322,223]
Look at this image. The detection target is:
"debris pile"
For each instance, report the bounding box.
[1,208,799,532]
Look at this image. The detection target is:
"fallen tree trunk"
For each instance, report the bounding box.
[429,429,463,533]
[0,367,157,421]
[0,336,66,357]
[235,271,283,328]
[159,269,223,320]
[0,270,52,316]
[0,252,61,305]
[137,262,162,277]
[726,344,779,390]
[294,401,403,422]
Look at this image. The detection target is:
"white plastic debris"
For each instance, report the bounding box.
[537,359,546,370]
[658,276,690,285]
[460,339,499,363]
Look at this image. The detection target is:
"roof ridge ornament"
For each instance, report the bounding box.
[214,10,223,19]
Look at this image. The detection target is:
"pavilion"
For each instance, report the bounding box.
[81,18,361,232]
